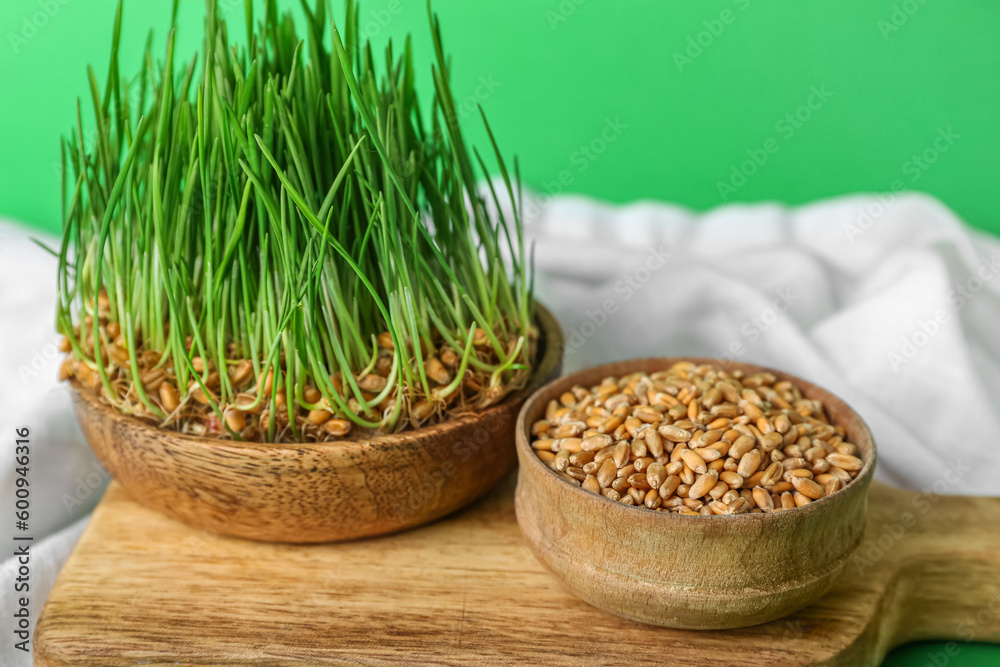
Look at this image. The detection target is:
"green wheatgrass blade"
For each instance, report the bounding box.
[90,113,152,398]
[56,0,534,442]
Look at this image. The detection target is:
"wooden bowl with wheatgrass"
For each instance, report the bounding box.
[70,305,561,543]
[54,1,561,542]
[515,358,875,629]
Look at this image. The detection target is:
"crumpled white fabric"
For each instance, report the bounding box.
[504,190,1000,495]
[1,190,998,664]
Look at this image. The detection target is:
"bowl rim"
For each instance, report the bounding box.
[515,356,877,522]
[70,303,563,454]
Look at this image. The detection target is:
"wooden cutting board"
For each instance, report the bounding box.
[34,476,1000,666]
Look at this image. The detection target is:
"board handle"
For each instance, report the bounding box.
[871,483,1000,648]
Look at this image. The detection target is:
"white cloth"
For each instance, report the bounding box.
[1,191,998,664]
[508,191,1000,494]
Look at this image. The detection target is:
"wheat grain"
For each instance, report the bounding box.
[530,363,865,513]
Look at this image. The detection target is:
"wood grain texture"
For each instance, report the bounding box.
[35,476,1000,666]
[515,358,876,629]
[68,305,562,543]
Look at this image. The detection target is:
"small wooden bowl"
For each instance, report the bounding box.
[515,358,876,630]
[71,305,562,543]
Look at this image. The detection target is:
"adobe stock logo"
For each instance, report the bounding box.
[672,0,754,73]
[877,0,932,40]
[545,0,589,30]
[842,127,960,244]
[887,254,1000,372]
[716,85,834,202]
[563,244,672,355]
[8,0,73,55]
[359,0,408,40]
[712,287,799,363]
[520,117,628,223]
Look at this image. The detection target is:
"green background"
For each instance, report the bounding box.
[1,1,999,664]
[1,0,999,235]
